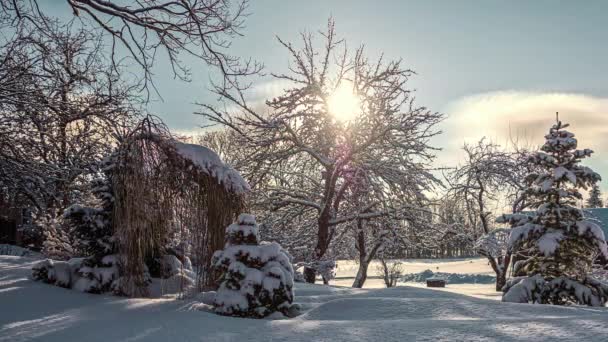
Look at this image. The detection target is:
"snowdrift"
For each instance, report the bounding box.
[402,269,496,284]
[2,255,608,341]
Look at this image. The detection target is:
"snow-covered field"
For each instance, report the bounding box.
[2,255,608,341]
[332,258,500,300]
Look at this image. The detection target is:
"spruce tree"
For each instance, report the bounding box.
[501,117,608,306]
[63,156,116,261]
[586,184,604,208]
[212,214,294,318]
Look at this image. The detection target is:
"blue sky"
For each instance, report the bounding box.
[43,1,608,193]
[137,1,608,123]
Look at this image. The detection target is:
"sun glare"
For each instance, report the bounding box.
[327,83,361,121]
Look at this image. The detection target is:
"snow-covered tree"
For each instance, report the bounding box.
[449,139,528,290]
[63,157,116,261]
[586,184,603,208]
[212,214,294,318]
[501,117,608,306]
[200,19,442,283]
[0,23,138,252]
[1,0,259,94]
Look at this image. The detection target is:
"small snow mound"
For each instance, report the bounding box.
[402,269,496,284]
[237,213,256,225]
[197,291,217,305]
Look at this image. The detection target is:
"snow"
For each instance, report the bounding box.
[32,256,123,294]
[401,269,496,285]
[537,231,563,256]
[553,166,577,184]
[173,140,250,194]
[332,258,501,299]
[212,214,294,317]
[161,254,183,277]
[503,274,608,306]
[2,255,608,341]
[0,244,39,258]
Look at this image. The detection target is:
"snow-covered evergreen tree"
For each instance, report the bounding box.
[63,157,116,261]
[33,156,121,294]
[212,214,294,318]
[586,184,603,208]
[501,117,608,306]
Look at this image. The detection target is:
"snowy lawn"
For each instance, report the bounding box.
[2,256,608,341]
[332,258,501,300]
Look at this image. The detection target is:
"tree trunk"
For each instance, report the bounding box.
[486,252,511,292]
[352,261,368,288]
[496,269,506,291]
[352,219,368,288]
[303,266,316,284]
[307,206,332,284]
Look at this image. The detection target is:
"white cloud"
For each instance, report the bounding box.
[436,91,608,192]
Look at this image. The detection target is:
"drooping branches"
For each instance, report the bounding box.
[112,116,246,296]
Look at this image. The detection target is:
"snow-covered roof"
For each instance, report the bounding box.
[173,141,250,194]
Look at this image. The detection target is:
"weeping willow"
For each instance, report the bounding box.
[112,117,245,297]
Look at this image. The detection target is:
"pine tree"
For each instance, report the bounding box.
[586,184,604,208]
[501,117,608,306]
[63,156,116,261]
[212,214,294,318]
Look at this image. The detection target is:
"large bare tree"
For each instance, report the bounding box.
[1,0,260,94]
[199,20,443,283]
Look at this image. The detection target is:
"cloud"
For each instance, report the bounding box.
[246,79,292,103]
[437,91,608,192]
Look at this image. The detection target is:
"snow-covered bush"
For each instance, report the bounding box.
[315,260,336,285]
[501,118,608,306]
[502,274,608,306]
[212,214,294,318]
[162,254,184,278]
[32,255,126,294]
[158,254,197,294]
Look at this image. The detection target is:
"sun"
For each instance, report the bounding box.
[327,83,361,121]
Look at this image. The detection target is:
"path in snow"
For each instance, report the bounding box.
[1,256,608,341]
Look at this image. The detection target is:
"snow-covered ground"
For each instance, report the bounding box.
[332,258,500,300]
[2,255,608,341]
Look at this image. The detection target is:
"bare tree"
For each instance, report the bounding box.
[1,0,260,94]
[376,258,403,288]
[199,19,443,283]
[0,23,139,251]
[448,139,528,290]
